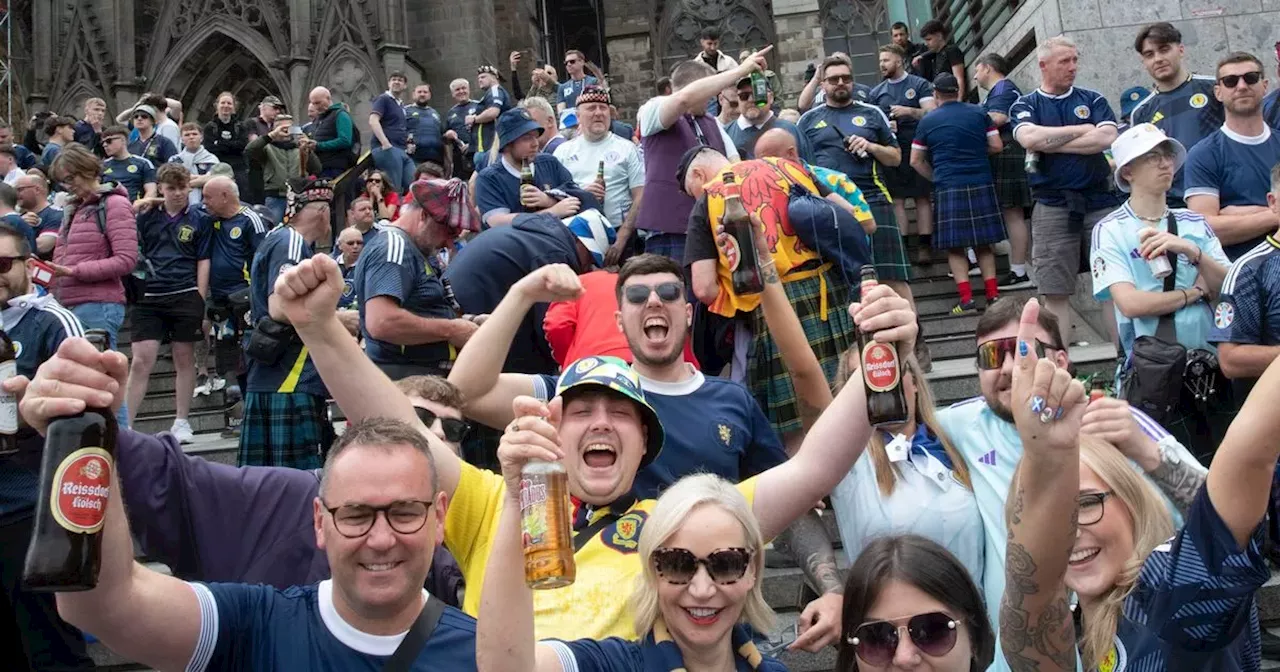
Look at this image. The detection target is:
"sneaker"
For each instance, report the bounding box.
[951,300,978,315]
[998,270,1034,289]
[192,373,210,398]
[170,418,195,445]
[209,375,227,392]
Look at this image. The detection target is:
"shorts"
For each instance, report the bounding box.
[131,291,205,343]
[1030,203,1113,296]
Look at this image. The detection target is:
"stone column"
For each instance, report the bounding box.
[771,0,826,107]
[603,0,654,121]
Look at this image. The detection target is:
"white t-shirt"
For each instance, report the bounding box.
[3,168,22,186]
[635,96,741,162]
[157,118,182,149]
[553,133,645,226]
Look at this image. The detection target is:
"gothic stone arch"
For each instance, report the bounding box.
[820,0,890,82]
[654,0,777,79]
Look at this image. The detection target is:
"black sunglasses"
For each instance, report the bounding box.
[1219,71,1263,88]
[0,255,28,273]
[850,612,961,666]
[623,282,684,305]
[415,406,471,443]
[736,90,753,102]
[652,547,753,584]
[825,74,854,84]
[565,58,580,65]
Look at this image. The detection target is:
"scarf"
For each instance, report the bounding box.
[646,619,768,671]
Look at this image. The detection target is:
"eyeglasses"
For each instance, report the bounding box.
[623,282,684,305]
[366,178,383,184]
[1078,490,1115,526]
[1219,71,1263,88]
[825,74,854,85]
[850,612,961,666]
[651,547,753,584]
[415,406,471,443]
[975,337,1054,370]
[133,114,151,121]
[0,256,27,273]
[322,499,434,538]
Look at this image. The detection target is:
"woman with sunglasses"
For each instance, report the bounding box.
[836,535,994,671]
[478,472,786,671]
[1000,299,1273,671]
[362,169,400,221]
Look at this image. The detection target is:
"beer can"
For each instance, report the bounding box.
[1140,227,1173,279]
[520,460,576,589]
[1024,151,1040,174]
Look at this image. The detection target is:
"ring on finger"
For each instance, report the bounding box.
[1038,406,1055,424]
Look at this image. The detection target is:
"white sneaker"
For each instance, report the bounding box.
[171,418,195,444]
[193,373,211,398]
[209,375,227,392]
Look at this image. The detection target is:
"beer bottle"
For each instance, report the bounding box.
[520,459,575,589]
[858,266,909,427]
[721,174,765,296]
[1089,377,1108,402]
[596,160,606,209]
[0,325,18,456]
[750,71,769,108]
[23,329,118,591]
[520,160,536,212]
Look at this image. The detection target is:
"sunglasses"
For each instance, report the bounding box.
[975,337,1053,370]
[133,114,152,121]
[0,255,28,273]
[415,406,471,443]
[736,90,754,102]
[825,74,854,84]
[1219,71,1263,88]
[565,59,580,65]
[850,612,961,666]
[623,282,684,305]
[366,178,383,184]
[102,136,123,144]
[651,547,753,584]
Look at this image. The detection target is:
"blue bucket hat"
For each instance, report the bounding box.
[1120,86,1150,120]
[496,108,544,152]
[556,356,664,467]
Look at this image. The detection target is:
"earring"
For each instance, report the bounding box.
[846,635,860,645]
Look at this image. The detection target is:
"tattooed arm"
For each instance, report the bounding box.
[1146,446,1208,516]
[1081,398,1207,516]
[774,513,843,594]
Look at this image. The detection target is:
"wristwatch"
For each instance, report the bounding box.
[1157,435,1182,466]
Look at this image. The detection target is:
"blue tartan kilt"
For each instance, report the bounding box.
[238,392,334,470]
[931,183,1008,251]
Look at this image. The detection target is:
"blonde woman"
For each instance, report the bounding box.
[478,470,786,671]
[1001,299,1272,671]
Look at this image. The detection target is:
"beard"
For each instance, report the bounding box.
[828,88,852,105]
[1228,97,1260,116]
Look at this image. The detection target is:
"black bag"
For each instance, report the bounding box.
[381,596,445,672]
[1119,212,1186,424]
[245,316,298,366]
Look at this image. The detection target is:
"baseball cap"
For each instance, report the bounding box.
[556,356,664,466]
[559,108,579,130]
[1119,86,1150,120]
[132,105,158,120]
[675,144,719,196]
[563,210,616,267]
[261,95,285,110]
[1110,123,1186,192]
[496,108,543,151]
[932,72,960,94]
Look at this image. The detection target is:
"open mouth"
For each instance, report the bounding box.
[1068,547,1100,566]
[359,561,403,573]
[682,606,723,626]
[582,442,618,469]
[643,316,670,342]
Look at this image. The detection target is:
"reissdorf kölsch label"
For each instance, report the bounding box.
[51,447,113,534]
[862,341,901,392]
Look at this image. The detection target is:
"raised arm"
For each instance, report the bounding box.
[751,285,916,541]
[798,67,822,112]
[999,300,1084,672]
[651,46,773,132]
[1206,343,1280,546]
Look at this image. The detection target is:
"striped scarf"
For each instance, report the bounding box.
[646,619,768,671]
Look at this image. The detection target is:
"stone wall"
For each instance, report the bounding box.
[772,0,826,107]
[406,0,499,104]
[604,0,655,122]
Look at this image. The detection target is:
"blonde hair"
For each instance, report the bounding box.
[834,352,971,496]
[1038,35,1078,61]
[630,474,774,638]
[1074,436,1173,669]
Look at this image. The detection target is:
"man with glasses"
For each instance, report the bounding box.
[100,124,157,203]
[556,49,599,113]
[1090,124,1231,458]
[725,74,812,162]
[936,296,1204,671]
[128,104,178,166]
[1185,51,1280,260]
[335,226,364,311]
[0,223,91,672]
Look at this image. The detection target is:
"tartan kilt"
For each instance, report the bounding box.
[932,183,1008,250]
[990,139,1032,209]
[238,391,335,470]
[747,268,856,436]
[641,233,686,264]
[867,199,912,282]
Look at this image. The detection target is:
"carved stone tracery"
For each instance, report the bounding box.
[656,0,776,75]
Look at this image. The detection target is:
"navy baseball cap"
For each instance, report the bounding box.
[933,72,960,94]
[496,108,543,152]
[1120,86,1150,120]
[557,356,664,467]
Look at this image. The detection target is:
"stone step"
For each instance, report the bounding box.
[132,408,229,436]
[134,390,227,417]
[908,250,1011,282]
[913,287,1036,319]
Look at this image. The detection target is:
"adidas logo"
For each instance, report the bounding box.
[979,450,997,466]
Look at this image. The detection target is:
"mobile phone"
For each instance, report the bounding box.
[536,60,545,69]
[290,125,303,137]
[758,622,798,656]
[29,259,54,288]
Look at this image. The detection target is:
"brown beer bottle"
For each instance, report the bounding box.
[1089,377,1108,402]
[0,326,18,456]
[520,460,575,589]
[596,160,606,209]
[520,160,536,212]
[858,266,908,427]
[721,174,765,296]
[22,329,118,592]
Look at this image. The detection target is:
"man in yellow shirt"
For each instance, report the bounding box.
[268,254,918,642]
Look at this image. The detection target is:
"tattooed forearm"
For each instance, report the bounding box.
[1000,487,1078,671]
[1147,453,1207,516]
[762,261,780,285]
[774,512,843,594]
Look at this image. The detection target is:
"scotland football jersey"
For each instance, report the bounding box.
[1129,75,1224,199]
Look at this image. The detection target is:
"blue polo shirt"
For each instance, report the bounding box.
[475,86,513,154]
[1090,204,1230,358]
[556,75,599,109]
[1,213,38,254]
[982,78,1022,143]
[1129,75,1223,200]
[246,226,324,397]
[868,73,935,136]
[532,369,788,500]
[355,226,456,368]
[1183,125,1280,260]
[474,153,579,227]
[201,205,270,298]
[911,101,997,188]
[102,155,156,202]
[187,582,478,671]
[128,134,178,167]
[724,115,813,163]
[798,101,897,203]
[371,92,408,148]
[135,206,212,295]
[447,100,481,151]
[1010,86,1119,210]
[33,206,62,238]
[404,104,445,163]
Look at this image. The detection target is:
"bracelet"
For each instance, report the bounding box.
[1180,289,1189,308]
[1191,248,1202,266]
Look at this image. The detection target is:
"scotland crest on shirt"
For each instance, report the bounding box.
[604,511,647,552]
[1189,93,1208,109]
[905,88,917,100]
[1074,105,1091,119]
